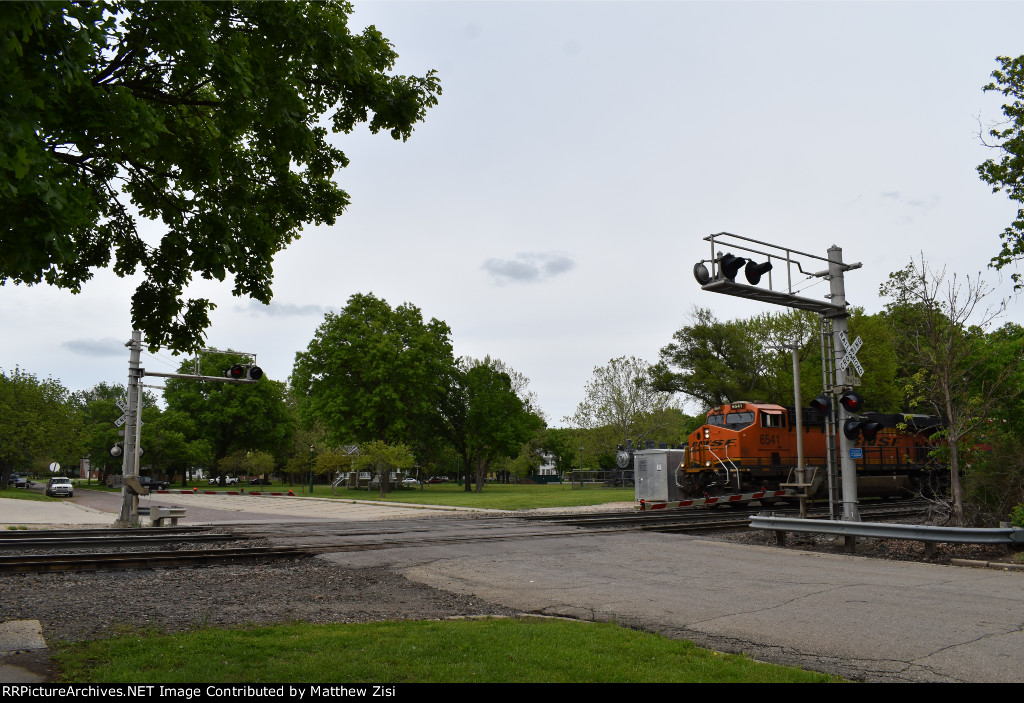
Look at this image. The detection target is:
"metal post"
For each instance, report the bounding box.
[788,341,807,519]
[827,246,860,522]
[116,331,143,527]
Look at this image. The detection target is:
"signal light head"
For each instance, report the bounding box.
[843,418,863,440]
[718,253,746,282]
[744,260,773,285]
[224,364,263,382]
[861,421,882,441]
[810,395,831,414]
[839,391,864,413]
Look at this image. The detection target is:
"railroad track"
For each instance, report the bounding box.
[520,498,934,531]
[0,499,936,573]
[0,526,321,573]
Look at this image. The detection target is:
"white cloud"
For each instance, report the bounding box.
[60,338,126,358]
[482,252,576,285]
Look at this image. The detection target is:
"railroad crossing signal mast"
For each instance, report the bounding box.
[693,232,864,521]
[114,331,263,527]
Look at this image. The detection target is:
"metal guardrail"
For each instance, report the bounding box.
[749,515,1024,558]
[749,515,1024,544]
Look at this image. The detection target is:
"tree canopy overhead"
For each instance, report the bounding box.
[0,1,440,350]
[979,55,1024,286]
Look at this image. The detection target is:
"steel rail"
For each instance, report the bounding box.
[0,533,239,549]
[0,546,314,574]
[0,526,207,539]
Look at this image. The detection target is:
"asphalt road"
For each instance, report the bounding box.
[0,486,478,526]
[317,525,1024,683]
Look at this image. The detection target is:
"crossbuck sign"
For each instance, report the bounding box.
[838,331,864,376]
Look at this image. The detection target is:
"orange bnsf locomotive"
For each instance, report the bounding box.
[680,401,941,500]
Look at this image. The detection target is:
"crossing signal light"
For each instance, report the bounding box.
[843,418,863,440]
[839,390,863,413]
[224,364,263,381]
[843,418,883,441]
[719,254,746,282]
[810,395,831,414]
[744,260,773,285]
[861,420,882,441]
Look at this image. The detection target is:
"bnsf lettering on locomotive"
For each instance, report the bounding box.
[855,436,894,448]
[689,439,736,450]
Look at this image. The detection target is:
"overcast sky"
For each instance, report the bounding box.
[4,1,1024,425]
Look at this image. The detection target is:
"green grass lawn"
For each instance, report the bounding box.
[76,481,636,511]
[0,487,61,502]
[324,482,635,510]
[53,618,842,683]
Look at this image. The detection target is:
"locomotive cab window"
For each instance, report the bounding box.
[761,411,784,428]
[724,411,754,430]
[707,414,725,427]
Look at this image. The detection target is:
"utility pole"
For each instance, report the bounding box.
[827,245,860,522]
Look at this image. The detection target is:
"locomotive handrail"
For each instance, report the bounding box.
[749,515,1024,546]
[704,444,741,490]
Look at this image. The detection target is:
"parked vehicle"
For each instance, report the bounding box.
[248,477,272,486]
[45,477,74,498]
[208,476,239,485]
[137,476,170,491]
[401,477,419,486]
[426,476,445,484]
[8,474,29,489]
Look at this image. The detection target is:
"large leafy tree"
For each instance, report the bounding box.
[447,358,545,492]
[291,293,457,451]
[0,368,80,484]
[979,55,1024,286]
[0,1,440,350]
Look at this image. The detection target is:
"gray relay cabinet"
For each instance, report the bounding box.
[633,448,686,503]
